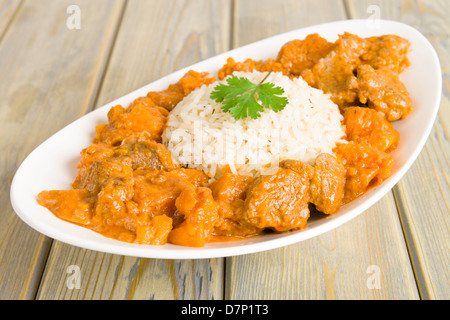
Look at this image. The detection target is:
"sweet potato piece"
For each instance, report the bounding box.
[168,187,219,247]
[344,106,400,152]
[335,142,394,203]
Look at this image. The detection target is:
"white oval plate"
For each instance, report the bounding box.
[10,19,441,259]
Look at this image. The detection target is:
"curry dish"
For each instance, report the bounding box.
[37,32,411,247]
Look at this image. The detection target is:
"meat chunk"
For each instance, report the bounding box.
[73,139,179,192]
[218,57,287,80]
[147,84,184,111]
[177,70,217,95]
[280,159,314,176]
[135,167,211,227]
[209,172,259,237]
[168,187,219,247]
[114,138,180,171]
[85,167,191,245]
[242,168,313,232]
[148,70,216,110]
[39,170,178,245]
[91,168,209,245]
[91,177,137,242]
[131,169,195,219]
[281,156,345,215]
[301,32,369,107]
[74,157,133,194]
[167,167,210,188]
[210,172,253,215]
[276,33,334,76]
[48,121,210,246]
[309,153,345,215]
[356,64,412,121]
[94,97,169,145]
[343,106,400,152]
[361,35,410,74]
[72,143,115,188]
[335,142,394,203]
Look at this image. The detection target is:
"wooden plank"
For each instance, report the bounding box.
[0,0,22,41]
[35,0,231,300]
[94,0,232,106]
[227,196,419,299]
[345,0,450,300]
[0,0,125,299]
[232,0,349,47]
[37,244,224,300]
[226,0,419,299]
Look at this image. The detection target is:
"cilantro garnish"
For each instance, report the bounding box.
[210,71,289,120]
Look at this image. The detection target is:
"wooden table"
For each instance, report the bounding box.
[1,0,448,300]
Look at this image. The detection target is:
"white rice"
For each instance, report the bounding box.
[162,71,345,178]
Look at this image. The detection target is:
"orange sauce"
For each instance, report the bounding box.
[37,32,410,247]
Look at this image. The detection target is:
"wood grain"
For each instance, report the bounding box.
[35,0,231,300]
[0,0,125,299]
[226,0,418,300]
[0,0,21,40]
[345,0,450,300]
[232,0,348,47]
[2,0,448,300]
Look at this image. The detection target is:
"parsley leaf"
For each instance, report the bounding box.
[210,71,289,119]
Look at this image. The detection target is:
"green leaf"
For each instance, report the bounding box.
[257,83,289,112]
[209,70,289,120]
[228,95,263,119]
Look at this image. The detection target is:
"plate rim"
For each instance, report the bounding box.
[10,19,442,259]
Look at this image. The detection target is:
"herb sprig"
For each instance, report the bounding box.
[210,71,289,120]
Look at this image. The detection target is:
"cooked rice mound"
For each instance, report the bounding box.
[162,71,345,178]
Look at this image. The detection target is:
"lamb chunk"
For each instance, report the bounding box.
[147,84,184,111]
[178,70,217,95]
[114,138,180,171]
[74,157,133,194]
[280,159,314,176]
[301,32,369,107]
[309,153,345,215]
[356,64,412,121]
[90,176,137,243]
[218,57,287,80]
[209,172,259,237]
[276,33,334,76]
[73,139,179,193]
[148,70,216,110]
[131,169,187,218]
[167,167,210,188]
[242,167,313,232]
[361,35,410,74]
[73,143,115,188]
